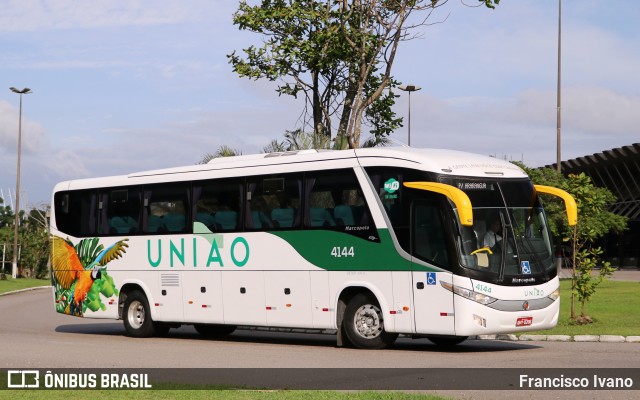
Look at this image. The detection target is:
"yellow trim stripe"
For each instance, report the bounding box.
[534,185,578,226]
[403,182,474,226]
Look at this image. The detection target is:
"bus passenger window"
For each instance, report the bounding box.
[54,190,98,237]
[365,166,437,253]
[303,169,376,240]
[104,188,141,235]
[107,189,140,235]
[193,178,243,232]
[246,195,273,229]
[142,184,189,234]
[247,174,301,230]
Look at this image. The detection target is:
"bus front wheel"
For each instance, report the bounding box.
[343,293,398,349]
[123,290,163,338]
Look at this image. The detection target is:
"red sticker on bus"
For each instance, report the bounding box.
[516,317,533,327]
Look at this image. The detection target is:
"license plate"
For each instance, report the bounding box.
[516,317,533,327]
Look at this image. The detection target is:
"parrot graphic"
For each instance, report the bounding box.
[51,236,128,316]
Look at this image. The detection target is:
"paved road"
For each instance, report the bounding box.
[1,288,638,399]
[559,268,640,281]
[607,269,640,281]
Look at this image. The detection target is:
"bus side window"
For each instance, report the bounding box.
[194,178,243,232]
[105,188,141,235]
[249,173,302,230]
[54,190,98,237]
[142,184,189,234]
[303,169,376,240]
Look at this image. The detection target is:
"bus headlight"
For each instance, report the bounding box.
[547,288,560,301]
[440,281,497,305]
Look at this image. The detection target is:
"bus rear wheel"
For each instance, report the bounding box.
[123,290,164,338]
[194,324,237,338]
[343,293,398,349]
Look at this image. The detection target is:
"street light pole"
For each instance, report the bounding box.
[399,84,421,146]
[9,87,32,279]
[556,0,562,172]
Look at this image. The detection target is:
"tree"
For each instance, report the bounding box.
[198,145,243,164]
[228,0,500,149]
[0,198,16,277]
[521,165,627,323]
[263,128,333,152]
[0,201,50,279]
[205,126,386,161]
[19,207,50,279]
[0,197,14,229]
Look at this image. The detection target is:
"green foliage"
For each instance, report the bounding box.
[227,1,499,149]
[283,128,332,150]
[261,129,333,152]
[230,1,473,147]
[198,146,243,163]
[482,0,501,9]
[572,246,610,322]
[518,163,628,321]
[228,0,351,139]
[18,224,49,279]
[19,208,50,279]
[263,138,288,153]
[363,76,403,139]
[0,197,14,228]
[0,201,50,279]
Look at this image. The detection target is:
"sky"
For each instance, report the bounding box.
[0,0,638,207]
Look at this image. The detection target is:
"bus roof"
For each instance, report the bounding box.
[54,147,527,191]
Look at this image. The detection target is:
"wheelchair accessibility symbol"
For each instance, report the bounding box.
[426,272,437,285]
[521,261,532,275]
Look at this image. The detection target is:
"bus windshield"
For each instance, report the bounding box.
[443,178,555,283]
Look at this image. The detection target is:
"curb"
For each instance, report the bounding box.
[0,285,52,297]
[472,334,640,343]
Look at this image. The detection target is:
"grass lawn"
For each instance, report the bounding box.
[0,276,49,295]
[524,279,640,336]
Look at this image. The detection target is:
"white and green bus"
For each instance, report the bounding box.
[50,147,576,349]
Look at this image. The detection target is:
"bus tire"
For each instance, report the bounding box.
[194,324,237,338]
[427,335,468,346]
[123,290,158,338]
[343,293,398,349]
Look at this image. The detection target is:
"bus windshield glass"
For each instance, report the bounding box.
[442,178,555,283]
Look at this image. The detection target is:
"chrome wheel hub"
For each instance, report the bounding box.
[127,300,145,329]
[353,304,383,338]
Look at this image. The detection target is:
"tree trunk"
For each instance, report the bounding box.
[312,71,326,139]
[336,83,357,149]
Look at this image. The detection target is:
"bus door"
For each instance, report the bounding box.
[412,272,454,334]
[410,200,455,335]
